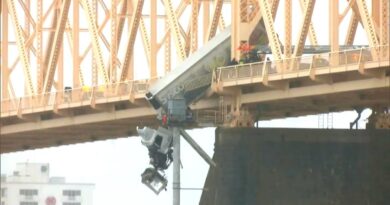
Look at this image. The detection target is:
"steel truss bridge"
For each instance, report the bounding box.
[1,0,389,153]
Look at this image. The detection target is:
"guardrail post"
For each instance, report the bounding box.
[248,64,252,81]
[235,65,238,79]
[343,51,347,69]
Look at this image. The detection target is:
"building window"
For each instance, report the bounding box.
[20,202,38,205]
[63,190,81,200]
[63,203,81,205]
[41,165,48,173]
[1,188,6,197]
[19,189,38,200]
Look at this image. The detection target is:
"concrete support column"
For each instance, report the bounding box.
[172,127,180,205]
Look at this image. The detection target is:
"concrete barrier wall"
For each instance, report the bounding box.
[200,128,390,205]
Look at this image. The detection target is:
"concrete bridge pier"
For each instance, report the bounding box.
[200,128,390,205]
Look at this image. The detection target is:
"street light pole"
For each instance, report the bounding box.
[172,127,180,205]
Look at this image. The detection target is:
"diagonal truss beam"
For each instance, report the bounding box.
[345,11,359,45]
[355,0,379,59]
[164,19,171,74]
[7,0,35,95]
[259,0,282,61]
[270,0,280,20]
[219,15,226,30]
[18,0,36,29]
[163,0,186,61]
[160,0,189,45]
[139,17,151,69]
[185,0,201,56]
[380,0,389,48]
[41,4,58,92]
[81,0,109,84]
[299,0,318,45]
[42,0,71,94]
[116,0,127,47]
[119,0,144,81]
[292,0,315,58]
[206,0,223,41]
[161,0,189,50]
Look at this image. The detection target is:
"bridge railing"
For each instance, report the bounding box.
[0,79,154,116]
[215,45,389,83]
[1,46,389,116]
[195,109,223,126]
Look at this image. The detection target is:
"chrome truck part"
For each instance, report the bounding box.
[137,127,173,170]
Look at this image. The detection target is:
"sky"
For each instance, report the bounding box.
[0,0,376,204]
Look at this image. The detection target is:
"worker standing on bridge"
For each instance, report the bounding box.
[266,57,271,72]
[238,41,253,63]
[64,86,72,103]
[229,58,238,65]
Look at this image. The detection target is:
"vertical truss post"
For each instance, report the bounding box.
[259,0,283,71]
[231,0,240,60]
[110,0,117,83]
[42,0,71,94]
[126,0,134,80]
[36,0,43,92]
[150,0,157,79]
[284,0,292,58]
[371,0,379,28]
[1,0,9,99]
[380,0,389,58]
[163,0,186,61]
[91,0,98,86]
[81,0,109,85]
[7,0,35,95]
[203,1,210,43]
[206,0,223,40]
[73,0,81,87]
[24,0,31,64]
[329,0,339,66]
[58,42,64,92]
[119,0,144,82]
[356,0,379,60]
[190,0,199,53]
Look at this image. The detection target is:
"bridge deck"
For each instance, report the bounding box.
[1,46,389,153]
